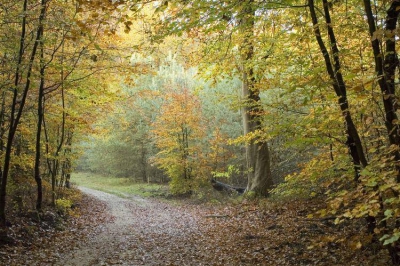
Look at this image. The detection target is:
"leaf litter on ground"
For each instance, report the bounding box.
[0,189,391,265]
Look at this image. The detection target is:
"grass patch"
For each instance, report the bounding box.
[71,172,169,198]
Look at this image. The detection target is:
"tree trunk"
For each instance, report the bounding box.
[240,0,273,196]
[363,1,400,264]
[62,130,73,188]
[141,141,148,182]
[241,72,273,196]
[0,0,45,226]
[308,0,367,181]
[43,26,67,204]
[363,0,400,182]
[34,31,47,212]
[0,91,6,188]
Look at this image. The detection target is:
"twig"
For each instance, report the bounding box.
[204,215,229,218]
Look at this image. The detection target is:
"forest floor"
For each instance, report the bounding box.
[0,186,392,265]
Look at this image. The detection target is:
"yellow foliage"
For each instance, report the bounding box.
[55,198,73,215]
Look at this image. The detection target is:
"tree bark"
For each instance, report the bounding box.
[241,73,274,196]
[34,28,47,212]
[308,0,367,181]
[0,91,6,187]
[363,1,400,264]
[62,131,73,188]
[240,0,273,196]
[363,0,400,183]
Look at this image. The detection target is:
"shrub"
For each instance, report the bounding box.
[55,198,73,215]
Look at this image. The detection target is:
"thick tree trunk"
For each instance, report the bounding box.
[242,73,273,196]
[240,0,274,196]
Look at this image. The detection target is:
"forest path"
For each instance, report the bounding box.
[2,186,383,265]
[60,187,201,266]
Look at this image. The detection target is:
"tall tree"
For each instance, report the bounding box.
[152,87,206,194]
[363,0,400,181]
[308,0,367,180]
[239,0,273,195]
[0,0,47,226]
[362,1,400,264]
[146,0,276,195]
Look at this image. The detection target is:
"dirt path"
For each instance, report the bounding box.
[61,187,201,266]
[1,186,390,265]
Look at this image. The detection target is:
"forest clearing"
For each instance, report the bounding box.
[1,0,400,265]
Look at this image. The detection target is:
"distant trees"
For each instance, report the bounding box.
[79,54,244,192]
[152,87,205,193]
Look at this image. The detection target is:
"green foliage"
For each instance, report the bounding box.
[212,165,240,179]
[381,231,400,246]
[244,191,257,200]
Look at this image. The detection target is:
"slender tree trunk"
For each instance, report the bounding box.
[34,34,47,212]
[363,1,400,264]
[0,91,6,186]
[43,99,58,205]
[43,26,67,204]
[363,0,400,182]
[63,131,73,188]
[308,0,367,181]
[0,0,46,226]
[0,0,27,225]
[141,141,148,182]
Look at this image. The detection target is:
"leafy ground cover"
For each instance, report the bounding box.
[0,178,392,265]
[0,189,111,265]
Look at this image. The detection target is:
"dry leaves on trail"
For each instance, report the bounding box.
[0,192,392,266]
[191,199,390,265]
[0,193,111,266]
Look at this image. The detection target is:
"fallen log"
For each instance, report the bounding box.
[211,179,245,194]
